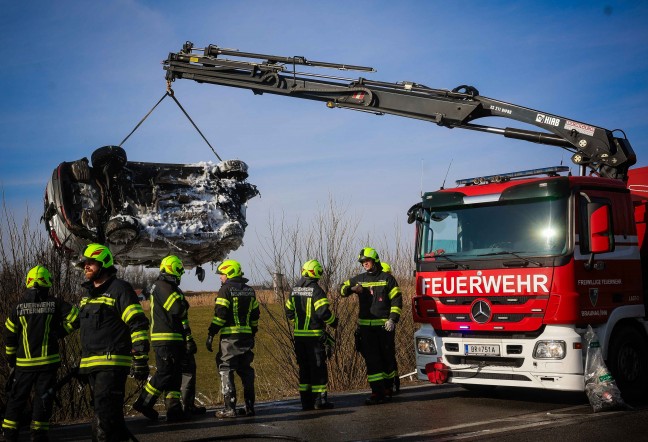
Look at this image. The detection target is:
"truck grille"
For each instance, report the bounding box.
[446,355,524,368]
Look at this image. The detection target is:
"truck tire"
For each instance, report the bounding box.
[607,324,648,402]
[104,216,139,245]
[91,146,127,171]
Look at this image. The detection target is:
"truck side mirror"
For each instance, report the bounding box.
[588,203,612,254]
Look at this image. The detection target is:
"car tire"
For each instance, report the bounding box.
[91,146,127,171]
[104,216,139,245]
[217,160,249,179]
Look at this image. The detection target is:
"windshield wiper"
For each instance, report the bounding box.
[434,254,469,270]
[479,250,542,267]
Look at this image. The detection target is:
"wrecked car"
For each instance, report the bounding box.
[43,145,259,271]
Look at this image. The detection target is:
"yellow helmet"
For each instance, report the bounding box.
[83,243,114,268]
[301,259,323,279]
[381,262,392,273]
[217,259,242,278]
[160,255,184,278]
[358,247,380,263]
[25,265,53,289]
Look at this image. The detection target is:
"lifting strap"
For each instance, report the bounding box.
[119,82,222,161]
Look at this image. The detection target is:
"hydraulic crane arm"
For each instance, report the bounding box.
[163,41,636,180]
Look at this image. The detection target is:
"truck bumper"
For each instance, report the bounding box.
[414,323,585,392]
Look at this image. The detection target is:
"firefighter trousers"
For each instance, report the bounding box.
[359,325,396,396]
[87,369,131,442]
[181,352,197,407]
[294,336,328,393]
[138,344,184,414]
[2,368,57,441]
[216,336,255,404]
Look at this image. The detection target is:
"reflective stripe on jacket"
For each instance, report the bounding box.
[340,268,402,324]
[78,274,149,372]
[209,276,259,337]
[149,274,190,346]
[4,287,78,370]
[285,277,336,337]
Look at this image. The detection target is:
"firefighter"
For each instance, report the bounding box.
[206,260,259,418]
[77,243,150,440]
[285,259,338,411]
[340,248,402,405]
[2,265,79,442]
[133,255,196,421]
[380,262,400,395]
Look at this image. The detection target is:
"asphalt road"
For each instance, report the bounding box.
[46,382,648,442]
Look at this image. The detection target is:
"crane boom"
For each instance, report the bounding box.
[163,41,636,180]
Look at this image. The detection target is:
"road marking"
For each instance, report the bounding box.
[389,404,627,441]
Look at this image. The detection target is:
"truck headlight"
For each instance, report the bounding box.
[533,340,566,359]
[416,337,437,355]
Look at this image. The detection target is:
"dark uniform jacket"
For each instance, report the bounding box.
[209,276,259,338]
[340,267,403,326]
[150,273,191,347]
[285,277,336,337]
[78,273,150,373]
[4,288,79,371]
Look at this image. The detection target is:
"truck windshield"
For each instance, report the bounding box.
[417,197,568,260]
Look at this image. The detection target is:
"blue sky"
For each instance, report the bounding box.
[1,0,647,290]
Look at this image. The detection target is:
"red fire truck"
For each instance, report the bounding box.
[163,42,648,400]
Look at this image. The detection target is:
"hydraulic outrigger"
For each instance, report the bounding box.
[163,41,635,180]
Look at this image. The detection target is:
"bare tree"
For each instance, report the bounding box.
[250,195,417,395]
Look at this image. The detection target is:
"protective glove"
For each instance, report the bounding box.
[384,319,396,332]
[130,354,149,381]
[251,326,258,337]
[186,337,198,355]
[351,284,364,294]
[206,334,214,352]
[7,354,16,368]
[330,317,339,329]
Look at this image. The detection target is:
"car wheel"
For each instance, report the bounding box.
[91,146,127,171]
[104,216,139,245]
[607,324,648,402]
[217,160,249,179]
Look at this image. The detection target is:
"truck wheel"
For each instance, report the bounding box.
[104,217,139,245]
[607,325,648,402]
[91,146,127,171]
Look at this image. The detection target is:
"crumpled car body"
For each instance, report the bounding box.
[43,146,259,268]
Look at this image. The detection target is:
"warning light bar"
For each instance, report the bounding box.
[456,166,570,186]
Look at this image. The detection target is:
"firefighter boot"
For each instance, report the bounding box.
[314,392,334,410]
[132,394,159,421]
[164,396,185,422]
[299,391,314,411]
[215,394,237,418]
[30,429,49,442]
[1,428,19,442]
[242,381,255,416]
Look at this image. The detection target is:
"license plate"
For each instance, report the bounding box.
[465,344,500,356]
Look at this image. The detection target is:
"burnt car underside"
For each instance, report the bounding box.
[43,146,259,269]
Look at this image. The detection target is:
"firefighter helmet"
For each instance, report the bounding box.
[358,247,380,263]
[381,262,392,273]
[83,243,114,268]
[160,255,185,278]
[25,265,53,289]
[301,259,323,279]
[217,259,243,278]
